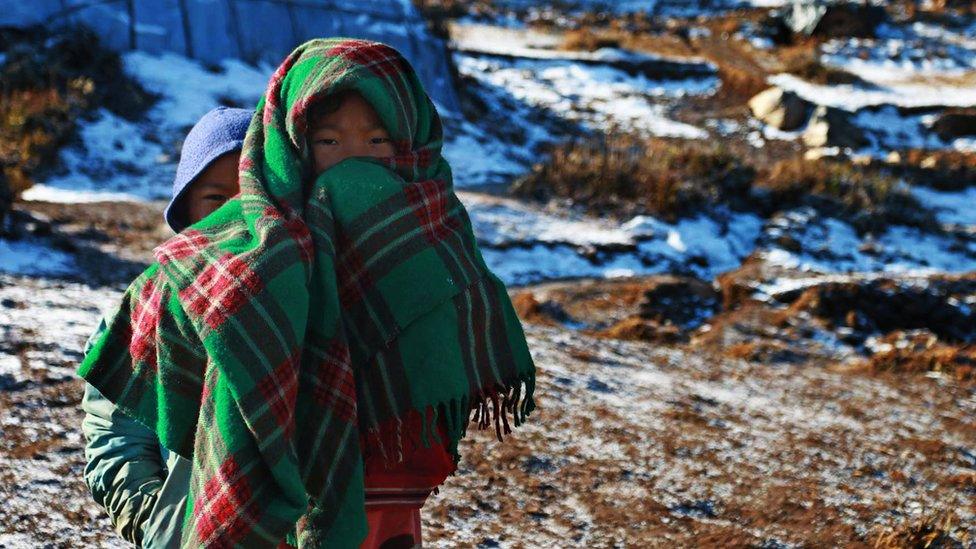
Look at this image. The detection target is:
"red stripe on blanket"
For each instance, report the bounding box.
[336,231,372,306]
[312,339,357,423]
[404,179,460,243]
[263,206,313,263]
[156,230,210,264]
[257,351,300,439]
[194,456,260,546]
[179,252,265,330]
[128,277,162,371]
[329,42,406,79]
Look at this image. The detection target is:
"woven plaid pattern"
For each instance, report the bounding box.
[77,38,536,548]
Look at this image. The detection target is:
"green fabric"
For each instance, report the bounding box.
[76,37,535,548]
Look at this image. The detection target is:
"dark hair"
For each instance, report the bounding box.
[307,88,361,129]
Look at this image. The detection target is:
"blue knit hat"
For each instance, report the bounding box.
[164,106,254,232]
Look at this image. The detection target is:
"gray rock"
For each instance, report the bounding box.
[782,0,887,39]
[748,87,811,131]
[802,105,868,149]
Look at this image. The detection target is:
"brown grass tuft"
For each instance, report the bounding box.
[692,35,770,102]
[871,509,970,548]
[892,149,976,191]
[757,157,936,233]
[0,25,155,203]
[560,28,622,51]
[510,291,566,326]
[865,330,976,385]
[593,316,684,344]
[511,134,754,222]
[780,48,870,86]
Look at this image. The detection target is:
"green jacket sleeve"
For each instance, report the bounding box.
[80,314,165,547]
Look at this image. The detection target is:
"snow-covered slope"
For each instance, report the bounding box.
[0,0,460,113]
[10,31,976,286]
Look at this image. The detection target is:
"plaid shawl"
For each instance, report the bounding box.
[76,38,536,548]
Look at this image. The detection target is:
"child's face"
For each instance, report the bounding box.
[183,151,240,225]
[308,92,396,176]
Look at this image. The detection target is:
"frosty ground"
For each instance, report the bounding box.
[2,266,974,547]
[3,1,976,547]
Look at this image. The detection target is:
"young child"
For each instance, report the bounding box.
[83,95,456,549]
[80,105,252,547]
[306,87,459,548]
[78,38,536,549]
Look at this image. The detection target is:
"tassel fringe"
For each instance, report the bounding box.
[358,376,535,468]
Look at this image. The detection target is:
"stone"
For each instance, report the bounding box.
[782,0,887,39]
[748,86,811,131]
[802,105,868,149]
[931,108,976,141]
[803,146,842,161]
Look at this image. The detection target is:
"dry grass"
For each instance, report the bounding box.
[757,157,936,233]
[693,35,771,103]
[0,25,155,203]
[510,134,754,222]
[0,80,84,198]
[779,48,871,86]
[790,277,976,339]
[864,330,976,385]
[560,28,622,51]
[510,291,567,327]
[512,133,936,234]
[871,509,971,548]
[889,149,976,192]
[592,316,684,344]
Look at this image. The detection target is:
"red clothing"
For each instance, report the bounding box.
[279,410,455,549]
[360,409,456,549]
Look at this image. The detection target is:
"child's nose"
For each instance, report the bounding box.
[346,142,374,158]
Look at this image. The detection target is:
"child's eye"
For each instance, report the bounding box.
[315,138,338,146]
[370,137,391,145]
[203,194,227,202]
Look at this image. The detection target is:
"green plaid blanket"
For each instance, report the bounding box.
[77,37,536,548]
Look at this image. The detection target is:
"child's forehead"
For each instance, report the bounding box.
[308,94,387,131]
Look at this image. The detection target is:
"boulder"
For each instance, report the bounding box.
[802,105,868,149]
[748,86,811,131]
[931,108,976,141]
[783,0,887,39]
[803,146,842,161]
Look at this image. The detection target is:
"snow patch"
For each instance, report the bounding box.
[455,53,714,140]
[0,239,77,277]
[769,73,976,111]
[910,185,976,226]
